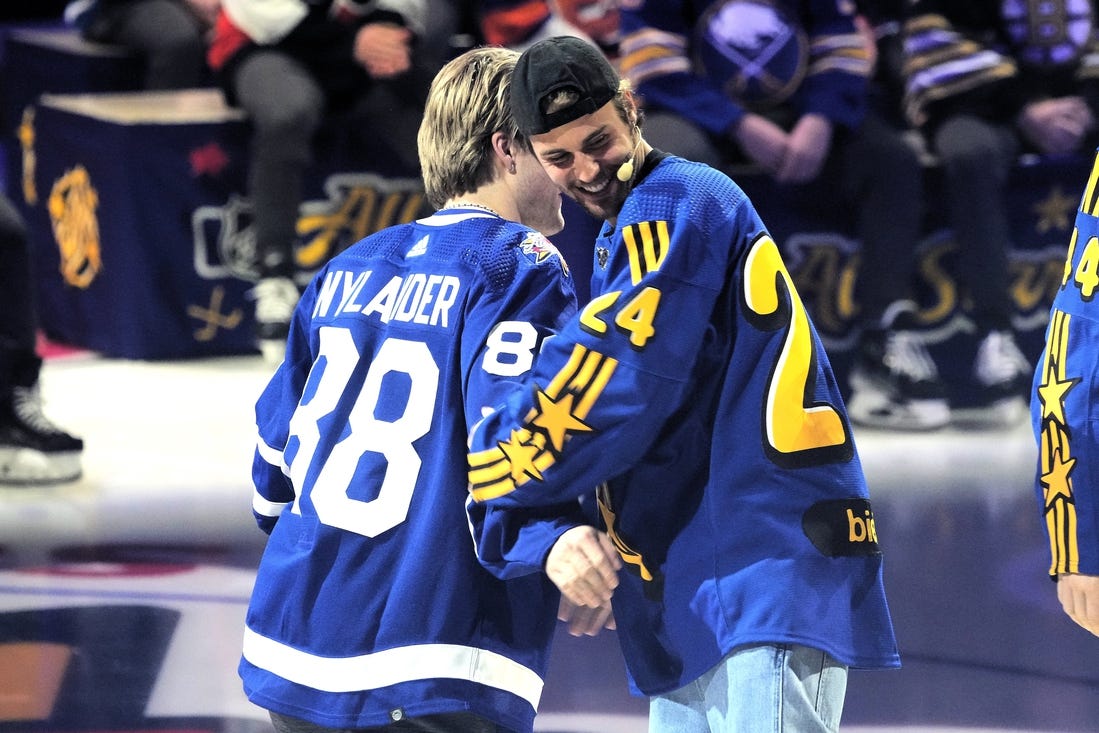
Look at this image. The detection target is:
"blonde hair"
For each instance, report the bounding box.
[418,46,526,209]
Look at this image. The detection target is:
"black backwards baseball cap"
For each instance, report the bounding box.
[511,35,620,136]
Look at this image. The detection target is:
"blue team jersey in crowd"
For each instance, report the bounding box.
[469,155,900,695]
[1033,148,1099,580]
[241,207,583,731]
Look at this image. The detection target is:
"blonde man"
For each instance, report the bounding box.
[240,46,619,733]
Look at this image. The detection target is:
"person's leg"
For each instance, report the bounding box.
[932,115,1031,411]
[844,115,926,331]
[0,194,37,359]
[230,50,322,358]
[650,643,848,733]
[649,676,711,733]
[841,116,949,430]
[85,0,210,89]
[232,50,323,281]
[0,195,83,484]
[932,114,1018,334]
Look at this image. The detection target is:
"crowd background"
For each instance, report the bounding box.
[1,0,1096,490]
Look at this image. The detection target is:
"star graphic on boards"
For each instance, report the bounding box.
[1041,445,1077,511]
[532,390,592,452]
[1034,185,1077,234]
[498,429,543,483]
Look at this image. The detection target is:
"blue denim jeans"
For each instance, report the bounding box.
[648,643,848,733]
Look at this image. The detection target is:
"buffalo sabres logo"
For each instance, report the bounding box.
[520,232,570,275]
[48,165,102,289]
[1001,0,1093,68]
[694,0,808,110]
[596,246,610,269]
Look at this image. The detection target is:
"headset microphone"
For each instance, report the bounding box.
[616,157,634,182]
[616,130,642,182]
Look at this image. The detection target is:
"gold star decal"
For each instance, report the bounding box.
[498,429,543,482]
[1034,185,1077,234]
[1041,445,1076,510]
[531,390,592,452]
[1037,364,1078,426]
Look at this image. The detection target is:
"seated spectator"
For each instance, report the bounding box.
[902,0,1097,421]
[64,0,218,89]
[618,0,949,429]
[207,0,442,362]
[0,194,83,485]
[478,0,620,53]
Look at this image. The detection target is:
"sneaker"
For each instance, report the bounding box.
[847,330,951,430]
[968,329,1031,420]
[250,277,299,364]
[0,385,84,484]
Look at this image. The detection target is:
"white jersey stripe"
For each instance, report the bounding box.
[242,626,545,708]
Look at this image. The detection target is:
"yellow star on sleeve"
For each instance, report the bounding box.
[531,390,592,453]
[1041,445,1076,511]
[498,429,543,482]
[1037,368,1079,426]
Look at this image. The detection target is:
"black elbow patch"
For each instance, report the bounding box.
[802,499,882,557]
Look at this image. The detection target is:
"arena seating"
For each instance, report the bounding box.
[0,24,1080,400]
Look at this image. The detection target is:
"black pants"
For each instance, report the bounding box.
[928,114,1019,332]
[0,194,42,390]
[83,0,211,90]
[269,710,518,733]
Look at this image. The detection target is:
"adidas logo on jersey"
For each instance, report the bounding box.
[408,236,429,257]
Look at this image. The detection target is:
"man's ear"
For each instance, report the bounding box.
[490,131,514,169]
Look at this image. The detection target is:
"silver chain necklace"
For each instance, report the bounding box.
[448,201,502,218]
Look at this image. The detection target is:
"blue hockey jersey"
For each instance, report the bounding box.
[1033,148,1099,579]
[241,207,583,731]
[468,155,899,695]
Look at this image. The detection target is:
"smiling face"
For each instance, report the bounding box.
[529,99,637,223]
[513,144,565,236]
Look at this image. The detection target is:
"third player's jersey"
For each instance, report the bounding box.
[242,207,580,730]
[1033,148,1099,579]
[469,155,899,695]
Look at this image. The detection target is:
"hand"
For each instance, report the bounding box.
[853,14,878,72]
[184,0,221,28]
[558,596,616,637]
[545,525,621,608]
[1018,97,1095,155]
[730,113,788,175]
[354,23,413,79]
[776,113,833,184]
[1057,572,1099,636]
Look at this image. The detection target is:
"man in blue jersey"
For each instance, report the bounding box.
[1033,148,1099,639]
[467,36,899,732]
[241,46,620,733]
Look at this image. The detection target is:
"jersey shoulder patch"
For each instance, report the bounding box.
[518,231,570,277]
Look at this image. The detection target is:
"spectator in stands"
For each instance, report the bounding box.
[478,0,620,53]
[617,0,951,429]
[0,194,83,485]
[207,0,442,363]
[64,0,218,89]
[902,1,1094,419]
